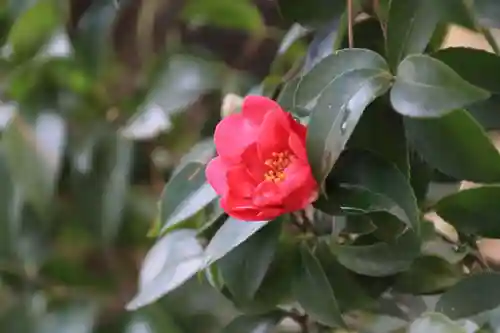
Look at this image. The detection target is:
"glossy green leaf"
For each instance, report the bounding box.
[126,229,205,310]
[334,230,420,277]
[3,113,65,217]
[220,313,282,333]
[293,244,345,328]
[404,109,500,182]
[435,186,500,238]
[204,218,269,266]
[278,48,389,110]
[394,256,462,294]
[218,220,281,302]
[408,313,467,333]
[160,162,217,233]
[391,55,490,117]
[7,0,65,61]
[386,0,438,70]
[306,69,392,185]
[437,273,500,319]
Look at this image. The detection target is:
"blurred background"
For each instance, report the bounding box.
[0,0,499,332]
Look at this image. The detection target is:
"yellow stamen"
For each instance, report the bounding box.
[263,150,293,183]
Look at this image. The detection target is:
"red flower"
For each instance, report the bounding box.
[206,95,318,221]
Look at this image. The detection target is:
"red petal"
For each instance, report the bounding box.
[206,157,229,196]
[241,144,267,183]
[253,181,284,207]
[257,109,290,160]
[287,114,307,140]
[242,95,282,125]
[214,113,258,163]
[221,195,262,221]
[288,132,307,161]
[226,165,256,198]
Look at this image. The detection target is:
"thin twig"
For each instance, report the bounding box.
[347,0,354,48]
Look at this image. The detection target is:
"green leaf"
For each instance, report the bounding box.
[306,68,392,185]
[404,109,500,182]
[7,0,65,61]
[315,243,374,311]
[218,220,281,302]
[390,55,490,117]
[126,229,205,310]
[278,48,389,110]
[408,313,467,333]
[409,151,432,206]
[421,220,468,264]
[437,273,500,319]
[433,47,500,93]
[220,313,282,333]
[183,0,264,32]
[475,0,500,28]
[435,186,500,238]
[3,113,66,217]
[348,98,409,176]
[334,230,420,277]
[125,305,183,333]
[160,162,217,233]
[276,0,345,26]
[386,0,438,70]
[394,256,462,294]
[293,243,345,328]
[333,150,420,232]
[204,218,269,266]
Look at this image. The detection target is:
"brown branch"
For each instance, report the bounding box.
[347,0,354,48]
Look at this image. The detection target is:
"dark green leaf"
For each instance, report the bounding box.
[408,313,467,333]
[293,244,345,328]
[204,218,269,266]
[3,113,65,217]
[409,151,432,206]
[126,229,205,310]
[276,0,345,26]
[279,48,389,110]
[394,256,462,294]
[160,162,217,233]
[333,150,420,232]
[435,186,500,238]
[218,220,281,302]
[437,273,500,319]
[220,313,282,333]
[348,98,409,176]
[404,109,500,182]
[475,0,500,28]
[390,55,490,117]
[315,243,374,311]
[386,0,438,70]
[334,230,420,277]
[307,69,392,185]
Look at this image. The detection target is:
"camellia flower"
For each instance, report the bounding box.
[206,95,318,221]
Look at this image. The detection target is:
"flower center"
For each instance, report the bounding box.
[263,151,293,183]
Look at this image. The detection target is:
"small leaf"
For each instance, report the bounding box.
[334,230,420,277]
[307,68,392,185]
[220,313,282,333]
[390,55,490,117]
[218,220,281,302]
[404,109,500,182]
[437,273,500,319]
[394,256,462,294]
[126,230,204,310]
[386,0,438,69]
[408,313,467,333]
[435,186,500,238]
[160,162,217,233]
[204,218,269,266]
[293,243,345,328]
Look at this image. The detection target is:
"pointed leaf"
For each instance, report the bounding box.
[391,55,490,117]
[204,218,269,266]
[221,313,282,333]
[404,109,500,182]
[293,244,345,328]
[126,230,204,310]
[218,220,281,302]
